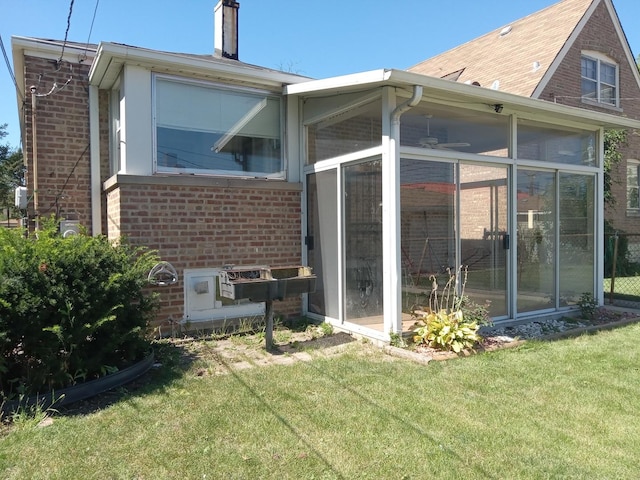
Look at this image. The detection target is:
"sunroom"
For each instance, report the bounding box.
[286,69,640,342]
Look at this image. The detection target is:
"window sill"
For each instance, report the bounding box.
[581,98,623,112]
[103,173,301,193]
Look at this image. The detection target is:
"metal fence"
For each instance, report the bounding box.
[604,233,640,307]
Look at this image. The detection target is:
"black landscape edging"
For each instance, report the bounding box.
[2,352,154,414]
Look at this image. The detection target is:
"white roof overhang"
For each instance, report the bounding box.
[285,69,640,131]
[89,42,309,91]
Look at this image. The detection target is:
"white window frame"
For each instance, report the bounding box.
[109,80,123,176]
[581,52,619,107]
[152,74,285,179]
[627,159,640,212]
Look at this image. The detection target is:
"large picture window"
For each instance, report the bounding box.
[581,54,618,107]
[154,76,283,177]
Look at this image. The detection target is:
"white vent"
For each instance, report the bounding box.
[499,25,512,37]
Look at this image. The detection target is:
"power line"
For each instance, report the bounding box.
[81,0,100,63]
[57,0,75,69]
[0,33,23,103]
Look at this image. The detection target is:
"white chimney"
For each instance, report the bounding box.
[214,0,239,60]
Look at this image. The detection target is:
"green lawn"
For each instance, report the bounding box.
[3,325,640,479]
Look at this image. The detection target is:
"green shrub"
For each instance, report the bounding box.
[0,220,159,399]
[412,266,486,353]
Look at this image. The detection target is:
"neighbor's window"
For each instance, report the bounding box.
[581,53,618,107]
[154,76,283,178]
[627,160,640,211]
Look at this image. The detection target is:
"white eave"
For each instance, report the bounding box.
[89,42,310,90]
[285,68,640,131]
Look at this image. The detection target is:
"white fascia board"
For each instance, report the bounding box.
[286,68,640,131]
[89,42,309,90]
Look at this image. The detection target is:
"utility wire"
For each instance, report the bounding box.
[81,0,100,62]
[57,0,75,68]
[0,33,23,102]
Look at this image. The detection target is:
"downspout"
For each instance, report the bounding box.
[30,86,39,230]
[391,85,423,125]
[386,85,422,335]
[89,85,102,235]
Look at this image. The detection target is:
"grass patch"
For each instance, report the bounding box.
[604,276,640,300]
[3,325,640,478]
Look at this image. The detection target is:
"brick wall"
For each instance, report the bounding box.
[22,56,96,231]
[539,0,640,234]
[105,176,303,328]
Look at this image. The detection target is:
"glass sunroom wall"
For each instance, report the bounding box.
[399,159,456,312]
[304,92,382,164]
[400,102,510,157]
[399,102,510,318]
[302,89,384,331]
[559,173,595,306]
[517,119,598,166]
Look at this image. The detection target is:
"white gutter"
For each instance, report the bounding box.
[285,68,640,131]
[391,85,423,123]
[89,85,101,235]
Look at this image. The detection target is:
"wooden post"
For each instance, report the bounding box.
[265,300,274,351]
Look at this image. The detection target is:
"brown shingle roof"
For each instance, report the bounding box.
[408,0,594,97]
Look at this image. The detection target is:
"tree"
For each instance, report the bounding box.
[603,129,627,208]
[0,124,24,217]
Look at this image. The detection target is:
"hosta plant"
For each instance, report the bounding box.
[413,309,480,353]
[412,266,485,353]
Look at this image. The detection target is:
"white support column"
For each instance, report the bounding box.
[382,86,399,335]
[89,85,102,236]
[596,127,605,306]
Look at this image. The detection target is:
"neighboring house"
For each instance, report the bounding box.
[11,0,640,341]
[409,0,640,236]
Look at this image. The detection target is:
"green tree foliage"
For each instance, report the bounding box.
[0,124,24,215]
[603,129,627,208]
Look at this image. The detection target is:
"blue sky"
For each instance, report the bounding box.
[1,0,639,149]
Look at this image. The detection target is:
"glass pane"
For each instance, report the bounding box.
[600,63,616,85]
[306,95,382,164]
[401,102,510,157]
[581,57,596,79]
[459,164,509,317]
[307,170,339,318]
[559,173,595,306]
[581,78,597,100]
[600,84,616,105]
[344,160,383,324]
[518,119,597,166]
[155,78,282,176]
[517,170,556,313]
[400,159,456,313]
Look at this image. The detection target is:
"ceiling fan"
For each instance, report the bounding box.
[419,115,471,149]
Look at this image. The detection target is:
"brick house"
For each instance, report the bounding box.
[11,1,640,341]
[409,0,640,237]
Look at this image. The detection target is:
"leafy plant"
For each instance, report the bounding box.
[578,292,598,319]
[412,266,484,352]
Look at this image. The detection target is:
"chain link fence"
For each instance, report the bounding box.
[604,233,640,308]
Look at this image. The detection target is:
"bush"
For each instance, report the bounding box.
[412,266,488,353]
[0,220,159,399]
